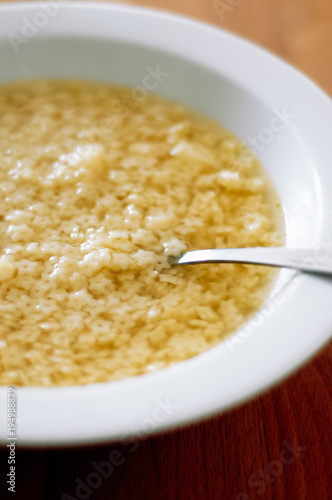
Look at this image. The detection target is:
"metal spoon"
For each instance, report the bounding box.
[168,247,332,276]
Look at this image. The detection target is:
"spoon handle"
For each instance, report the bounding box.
[174,247,332,276]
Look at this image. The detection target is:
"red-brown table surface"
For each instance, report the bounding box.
[0,1,331,499]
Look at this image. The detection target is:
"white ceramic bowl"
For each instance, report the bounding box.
[0,2,331,446]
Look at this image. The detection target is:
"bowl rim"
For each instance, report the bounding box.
[0,1,332,446]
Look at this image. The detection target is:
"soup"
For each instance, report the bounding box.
[0,80,282,386]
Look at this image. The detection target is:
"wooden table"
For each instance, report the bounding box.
[0,1,331,499]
